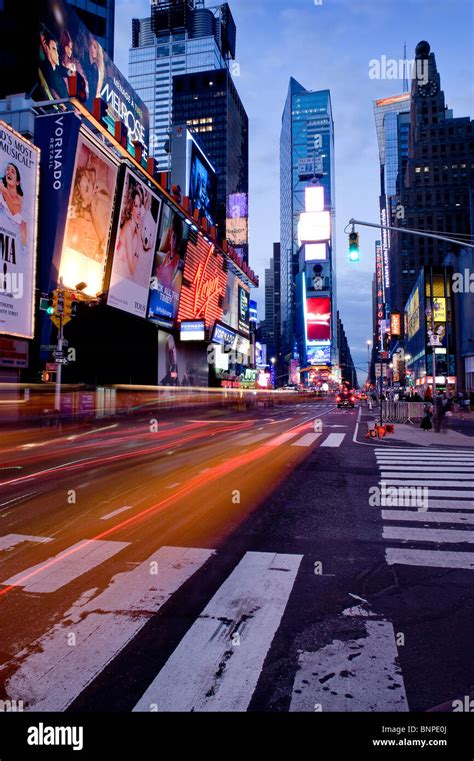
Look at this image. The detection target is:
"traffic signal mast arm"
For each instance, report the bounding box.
[347,218,474,249]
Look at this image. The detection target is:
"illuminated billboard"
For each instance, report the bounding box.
[226,193,248,246]
[238,285,250,335]
[390,311,401,337]
[298,211,330,245]
[38,0,150,158]
[0,122,39,339]
[189,142,217,226]
[158,330,208,386]
[107,168,161,317]
[307,344,331,365]
[306,296,331,342]
[180,320,205,341]
[177,231,227,328]
[59,133,118,296]
[148,202,189,326]
[406,286,420,339]
[305,243,327,262]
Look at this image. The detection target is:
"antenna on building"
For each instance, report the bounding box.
[195,0,205,7]
[403,42,408,92]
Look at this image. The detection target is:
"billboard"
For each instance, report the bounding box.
[37,0,150,158]
[238,285,250,335]
[406,286,420,339]
[158,330,208,387]
[307,344,331,365]
[60,133,118,297]
[0,121,39,339]
[148,202,189,326]
[306,297,331,342]
[390,311,401,337]
[226,193,248,246]
[189,141,217,226]
[108,168,161,317]
[180,320,205,341]
[177,232,227,328]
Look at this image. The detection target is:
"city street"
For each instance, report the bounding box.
[0,398,473,713]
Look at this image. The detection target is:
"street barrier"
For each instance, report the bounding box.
[382,401,426,423]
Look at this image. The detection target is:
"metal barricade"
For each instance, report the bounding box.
[382,401,426,423]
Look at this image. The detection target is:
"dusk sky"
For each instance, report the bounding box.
[115,0,474,379]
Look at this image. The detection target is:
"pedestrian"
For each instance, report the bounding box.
[421,402,432,431]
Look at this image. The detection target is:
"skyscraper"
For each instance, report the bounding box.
[129,1,236,172]
[261,243,281,357]
[280,79,336,378]
[172,68,248,257]
[68,0,115,57]
[391,40,474,315]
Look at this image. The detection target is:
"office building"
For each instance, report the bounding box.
[261,243,281,357]
[68,0,115,58]
[391,40,474,315]
[337,312,358,388]
[280,78,336,377]
[129,1,236,172]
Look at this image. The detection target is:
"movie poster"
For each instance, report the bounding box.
[60,133,118,296]
[108,169,161,317]
[158,330,208,387]
[148,202,189,326]
[0,121,39,339]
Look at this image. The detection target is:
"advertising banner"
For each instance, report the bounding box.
[180,320,205,341]
[211,322,237,348]
[158,330,208,387]
[307,344,331,365]
[177,231,227,328]
[226,193,248,246]
[35,112,81,291]
[238,284,250,335]
[189,142,217,226]
[38,0,150,158]
[60,133,118,297]
[390,311,402,337]
[306,296,331,342]
[0,121,39,339]
[0,336,29,368]
[108,168,161,317]
[148,201,189,326]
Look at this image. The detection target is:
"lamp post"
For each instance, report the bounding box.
[366,340,372,389]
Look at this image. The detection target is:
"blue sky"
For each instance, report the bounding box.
[115,0,474,379]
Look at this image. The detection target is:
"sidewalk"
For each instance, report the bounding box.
[378,423,474,448]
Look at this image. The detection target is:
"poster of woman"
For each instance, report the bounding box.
[60,134,118,297]
[107,169,161,318]
[0,121,40,339]
[148,202,189,325]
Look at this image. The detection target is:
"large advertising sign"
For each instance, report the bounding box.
[306,297,331,342]
[0,337,29,368]
[189,142,217,226]
[226,193,248,246]
[375,241,385,346]
[60,133,118,297]
[307,344,331,365]
[37,0,150,158]
[238,284,250,335]
[148,202,189,326]
[406,286,420,339]
[158,330,208,387]
[35,112,81,291]
[108,168,161,317]
[0,122,39,339]
[177,232,227,328]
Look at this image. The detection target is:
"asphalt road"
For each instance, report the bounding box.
[0,399,473,713]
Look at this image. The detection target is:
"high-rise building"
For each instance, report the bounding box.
[280,79,336,378]
[391,40,474,315]
[337,312,357,388]
[373,93,410,316]
[129,1,236,172]
[261,243,281,356]
[172,68,248,258]
[67,0,115,58]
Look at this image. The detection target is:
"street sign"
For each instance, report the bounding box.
[53,351,64,359]
[55,358,68,365]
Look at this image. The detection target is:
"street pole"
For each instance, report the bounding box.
[54,313,63,414]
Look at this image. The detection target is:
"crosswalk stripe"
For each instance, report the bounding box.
[386,548,474,570]
[380,479,474,487]
[0,534,53,552]
[292,433,322,447]
[383,526,474,544]
[290,620,407,712]
[381,471,474,479]
[234,432,273,445]
[133,551,302,712]
[321,433,345,447]
[425,499,474,510]
[263,431,300,447]
[2,539,129,593]
[382,510,474,525]
[5,546,214,711]
[100,505,134,520]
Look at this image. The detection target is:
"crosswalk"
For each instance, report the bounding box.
[0,535,403,713]
[375,447,474,571]
[233,429,346,448]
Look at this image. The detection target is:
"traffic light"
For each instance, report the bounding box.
[63,291,78,324]
[349,231,360,262]
[46,292,55,315]
[41,371,51,382]
[53,289,65,315]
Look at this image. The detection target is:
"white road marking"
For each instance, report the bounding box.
[380,479,474,488]
[380,471,474,479]
[2,539,129,593]
[383,526,474,544]
[263,431,300,447]
[166,483,181,489]
[321,433,346,447]
[235,432,273,445]
[0,534,53,552]
[425,499,474,510]
[5,546,214,711]
[382,510,474,525]
[290,620,407,712]
[100,505,134,521]
[292,433,322,447]
[133,551,302,712]
[386,548,474,570]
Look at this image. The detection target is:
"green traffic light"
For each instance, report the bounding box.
[47,306,54,315]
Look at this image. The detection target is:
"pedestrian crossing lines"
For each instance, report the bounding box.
[0,538,405,713]
[375,447,474,571]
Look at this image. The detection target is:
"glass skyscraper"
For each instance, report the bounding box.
[129,1,236,171]
[67,0,115,58]
[280,79,336,374]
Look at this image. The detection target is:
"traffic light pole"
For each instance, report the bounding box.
[347,218,474,249]
[54,314,63,414]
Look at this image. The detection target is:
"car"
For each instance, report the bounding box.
[336,390,355,408]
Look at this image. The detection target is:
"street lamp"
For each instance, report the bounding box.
[366,340,372,388]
